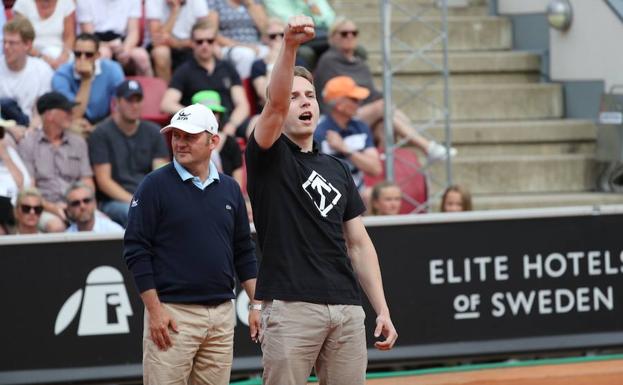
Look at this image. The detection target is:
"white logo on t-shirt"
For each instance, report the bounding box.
[302,170,342,217]
[54,266,133,336]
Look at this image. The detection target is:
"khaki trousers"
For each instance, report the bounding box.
[143,301,235,385]
[260,300,367,385]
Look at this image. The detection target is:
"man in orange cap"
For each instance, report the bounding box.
[315,75,382,192]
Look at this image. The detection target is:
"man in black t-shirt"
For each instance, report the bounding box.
[245,16,398,385]
[88,80,169,227]
[160,20,251,138]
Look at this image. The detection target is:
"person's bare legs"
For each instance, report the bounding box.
[356,99,430,152]
[151,45,172,83]
[357,99,456,160]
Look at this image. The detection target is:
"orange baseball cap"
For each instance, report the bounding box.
[322,76,370,102]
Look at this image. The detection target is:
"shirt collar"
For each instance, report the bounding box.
[173,158,220,190]
[282,134,320,154]
[73,59,102,79]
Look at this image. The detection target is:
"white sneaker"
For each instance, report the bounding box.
[427,141,457,161]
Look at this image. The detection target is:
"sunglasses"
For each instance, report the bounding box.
[194,38,215,45]
[74,50,96,59]
[20,204,43,215]
[68,197,94,208]
[338,30,359,38]
[268,32,284,40]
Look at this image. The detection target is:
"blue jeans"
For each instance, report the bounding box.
[100,200,129,228]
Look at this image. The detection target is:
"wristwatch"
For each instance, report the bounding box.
[248,303,262,311]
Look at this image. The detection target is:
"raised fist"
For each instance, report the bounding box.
[285,15,315,45]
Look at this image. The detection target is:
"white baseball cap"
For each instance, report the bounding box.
[160,103,219,135]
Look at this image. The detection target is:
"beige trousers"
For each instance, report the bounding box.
[143,301,235,385]
[260,300,367,385]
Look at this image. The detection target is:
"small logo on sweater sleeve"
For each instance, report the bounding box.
[131,199,139,208]
[225,204,232,210]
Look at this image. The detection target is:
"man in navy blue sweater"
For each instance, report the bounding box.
[124,103,259,385]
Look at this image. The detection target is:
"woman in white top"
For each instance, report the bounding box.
[12,0,76,69]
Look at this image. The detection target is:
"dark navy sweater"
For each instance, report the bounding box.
[123,163,257,304]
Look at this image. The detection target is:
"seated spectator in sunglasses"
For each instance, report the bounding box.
[161,20,250,138]
[76,0,153,76]
[1,17,53,136]
[145,0,209,82]
[18,92,95,233]
[262,0,336,69]
[206,0,269,79]
[52,33,124,134]
[315,17,456,162]
[64,181,123,233]
[12,187,44,235]
[88,80,170,228]
[12,0,76,69]
[249,18,285,114]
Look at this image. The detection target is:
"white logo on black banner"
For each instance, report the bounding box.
[302,170,342,217]
[54,266,133,336]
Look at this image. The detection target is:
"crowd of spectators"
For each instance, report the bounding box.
[0,0,464,236]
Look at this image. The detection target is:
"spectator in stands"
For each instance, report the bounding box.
[315,75,382,192]
[0,17,53,134]
[192,90,244,186]
[441,184,472,212]
[262,0,335,69]
[369,181,402,216]
[18,92,94,232]
[88,80,170,227]
[315,17,456,161]
[249,17,284,113]
[0,119,31,206]
[146,0,209,82]
[12,0,75,69]
[76,0,153,76]
[0,4,6,41]
[206,0,268,79]
[12,187,43,234]
[64,181,123,233]
[161,20,250,138]
[52,32,124,133]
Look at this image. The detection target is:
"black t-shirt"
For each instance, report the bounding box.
[170,57,242,114]
[220,135,243,176]
[88,118,170,199]
[245,133,366,305]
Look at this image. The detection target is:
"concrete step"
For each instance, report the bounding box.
[428,192,623,211]
[395,83,563,121]
[472,192,623,210]
[428,154,596,194]
[369,51,542,85]
[354,16,512,52]
[330,0,488,9]
[331,3,489,18]
[426,119,597,155]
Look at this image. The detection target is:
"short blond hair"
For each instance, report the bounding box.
[3,16,35,43]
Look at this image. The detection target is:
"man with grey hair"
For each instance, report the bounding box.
[64,181,123,233]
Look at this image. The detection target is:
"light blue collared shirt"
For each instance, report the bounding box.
[173,158,220,190]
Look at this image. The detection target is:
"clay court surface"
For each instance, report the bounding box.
[356,358,623,385]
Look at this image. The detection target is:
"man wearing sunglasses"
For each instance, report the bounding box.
[64,182,123,233]
[161,20,250,139]
[52,32,124,131]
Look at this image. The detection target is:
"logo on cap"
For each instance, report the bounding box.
[178,111,192,121]
[128,80,139,90]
